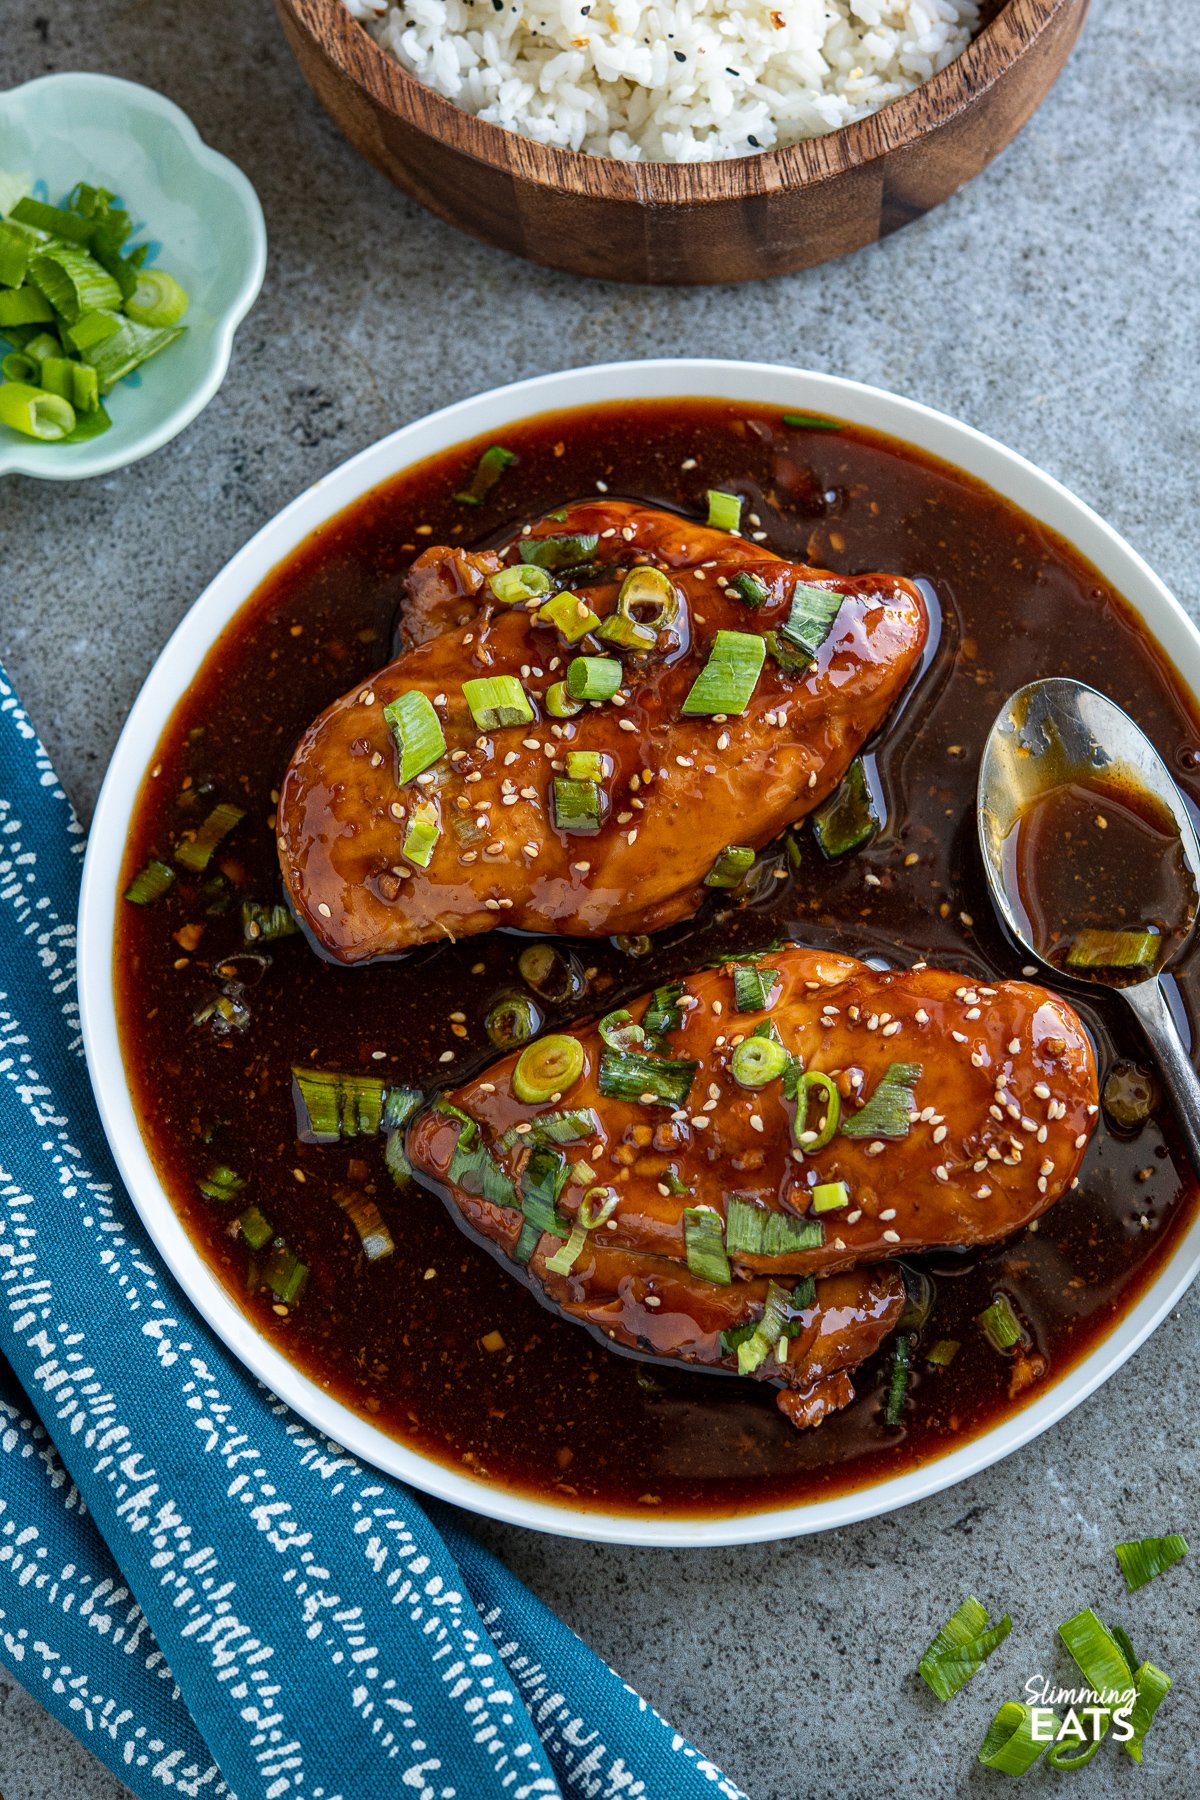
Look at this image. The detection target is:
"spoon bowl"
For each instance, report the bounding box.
[980,676,1200,1169]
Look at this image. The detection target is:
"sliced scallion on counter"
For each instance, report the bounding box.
[725,1198,823,1257]
[566,654,621,701]
[490,561,553,603]
[732,963,779,1013]
[792,1070,841,1150]
[598,1047,697,1108]
[683,1205,731,1285]
[462,673,535,731]
[1059,1607,1137,1710]
[174,800,244,873]
[919,1596,1013,1703]
[812,757,880,858]
[705,488,742,532]
[552,776,604,835]
[538,589,601,641]
[704,844,755,888]
[976,1703,1055,1774]
[730,1034,789,1089]
[293,1067,386,1142]
[523,531,600,570]
[485,993,540,1050]
[1114,1535,1189,1593]
[454,443,516,505]
[977,1293,1024,1353]
[338,1192,396,1261]
[513,1033,586,1103]
[1066,927,1161,971]
[383,689,445,782]
[1126,1660,1173,1763]
[681,629,765,717]
[841,1060,921,1139]
[124,857,175,904]
[402,798,440,867]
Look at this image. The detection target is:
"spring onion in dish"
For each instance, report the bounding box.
[519,1146,571,1240]
[725,1198,823,1257]
[196,1163,245,1203]
[552,776,604,834]
[1113,1535,1189,1593]
[977,1294,1024,1353]
[538,589,601,641]
[241,900,300,943]
[0,381,75,439]
[263,1243,309,1305]
[841,1060,920,1139]
[383,690,445,782]
[778,584,843,668]
[615,564,679,632]
[402,799,440,866]
[489,562,553,603]
[976,1702,1054,1774]
[683,1206,731,1285]
[599,1008,645,1051]
[730,1034,789,1088]
[497,1107,600,1151]
[237,1205,275,1252]
[338,1192,396,1262]
[704,844,755,887]
[454,444,516,505]
[926,1337,960,1366]
[642,981,685,1042]
[293,1067,386,1141]
[918,1596,1014,1702]
[781,412,839,430]
[174,801,244,873]
[438,1104,518,1209]
[382,1086,423,1185]
[595,612,657,652]
[523,531,600,570]
[1066,927,1161,971]
[485,994,540,1050]
[125,267,190,328]
[730,571,771,608]
[884,1333,911,1425]
[732,963,779,1012]
[566,655,622,701]
[810,1180,849,1213]
[705,489,742,532]
[462,674,535,731]
[124,857,175,904]
[812,757,880,857]
[513,1034,586,1103]
[544,679,584,717]
[517,942,580,1001]
[598,1048,697,1108]
[792,1070,841,1150]
[545,1221,589,1276]
[565,750,605,782]
[681,630,765,717]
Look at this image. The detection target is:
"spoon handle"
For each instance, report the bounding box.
[1123,978,1200,1174]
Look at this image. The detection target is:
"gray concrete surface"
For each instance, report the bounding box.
[1,2,1197,1795]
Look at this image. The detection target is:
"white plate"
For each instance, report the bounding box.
[78,359,1200,1547]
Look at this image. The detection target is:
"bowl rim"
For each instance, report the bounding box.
[0,71,266,482]
[281,0,1076,199]
[78,357,1200,1549]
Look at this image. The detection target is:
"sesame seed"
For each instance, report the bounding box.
[883,1229,900,1243]
[932,1124,947,1143]
[1074,1133,1088,1148]
[317,902,332,918]
[975,1185,992,1199]
[914,1008,929,1025]
[879,1207,896,1220]
[1033,1082,1051,1099]
[438,1050,455,1063]
[934,1165,949,1182]
[1008,1038,1021,1054]
[749,1115,764,1133]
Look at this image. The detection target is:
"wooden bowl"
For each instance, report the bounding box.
[276,0,1090,286]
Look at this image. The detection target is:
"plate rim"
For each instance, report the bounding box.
[77,357,1200,1547]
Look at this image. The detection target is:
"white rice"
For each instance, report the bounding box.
[343,0,979,163]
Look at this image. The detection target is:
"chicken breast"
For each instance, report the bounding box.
[278,499,928,964]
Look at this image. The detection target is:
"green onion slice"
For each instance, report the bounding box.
[292,1067,386,1142]
[841,1060,921,1139]
[497,1107,600,1151]
[513,1034,585,1103]
[704,844,755,888]
[579,1185,620,1229]
[124,267,189,327]
[383,690,445,782]
[338,1193,395,1261]
[793,1070,842,1150]
[616,564,679,632]
[241,900,299,943]
[683,1206,731,1285]
[566,655,621,701]
[599,1008,645,1052]
[781,412,839,430]
[263,1242,309,1305]
[552,776,604,835]
[124,857,175,904]
[437,1103,518,1208]
[545,679,584,718]
[730,571,771,609]
[643,980,685,1043]
[544,1221,589,1276]
[725,1198,823,1257]
[455,444,516,505]
[884,1333,911,1425]
[82,317,184,394]
[518,942,580,1001]
[462,674,534,731]
[732,963,779,1013]
[30,245,124,322]
[174,801,244,872]
[490,562,553,604]
[681,630,765,717]
[1126,1660,1172,1763]
[811,1180,849,1214]
[1066,927,1161,971]
[1059,1607,1138,1713]
[706,489,742,532]
[485,993,540,1050]
[812,758,881,858]
[596,612,657,652]
[919,1596,1014,1703]
[523,531,600,570]
[977,1294,1024,1353]
[237,1205,274,1252]
[778,584,844,668]
[520,1145,571,1242]
[977,1702,1055,1774]
[197,1163,245,1203]
[0,380,75,440]
[1114,1535,1189,1593]
[730,1035,788,1089]
[927,1337,960,1367]
[565,749,605,782]
[382,1085,423,1186]
[538,589,601,642]
[402,798,440,867]
[598,1048,697,1108]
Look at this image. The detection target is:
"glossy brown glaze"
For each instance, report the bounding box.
[278,500,927,962]
[115,397,1200,1518]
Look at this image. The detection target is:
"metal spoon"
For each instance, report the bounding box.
[978,676,1200,1171]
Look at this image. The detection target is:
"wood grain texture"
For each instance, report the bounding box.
[275,0,1090,285]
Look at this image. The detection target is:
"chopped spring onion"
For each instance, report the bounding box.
[811,1180,849,1213]
[338,1192,395,1261]
[1066,927,1161,971]
[485,993,540,1050]
[71,361,99,413]
[704,844,755,888]
[241,900,299,943]
[30,245,123,322]
[706,489,742,532]
[39,356,76,401]
[812,758,881,858]
[643,980,685,1042]
[598,1048,698,1108]
[382,1085,423,1185]
[1126,1660,1172,1763]
[489,562,553,603]
[683,1206,731,1285]
[439,1106,518,1208]
[977,1703,1053,1775]
[681,629,765,717]
[781,412,839,430]
[124,268,189,328]
[614,932,652,957]
[552,776,604,834]
[538,589,601,641]
[919,1597,1014,1703]
[0,287,55,327]
[734,1279,800,1374]
[595,612,657,652]
[383,689,446,782]
[497,1107,600,1150]
[63,308,122,353]
[8,194,96,242]
[580,1185,620,1228]
[927,1337,960,1366]
[518,942,581,1001]
[462,674,535,731]
[566,654,622,700]
[730,1034,789,1089]
[237,1205,274,1252]
[1059,1607,1137,1710]
[519,1145,571,1241]
[897,1266,934,1331]
[1045,1726,1105,1771]
[779,584,844,665]
[175,800,244,872]
[721,1277,815,1362]
[263,1243,309,1305]
[197,1164,245,1203]
[402,798,440,867]
[599,1008,645,1051]
[523,531,600,570]
[725,1198,823,1257]
[730,571,771,608]
[0,222,31,288]
[454,444,516,505]
[616,564,679,632]
[792,1070,842,1150]
[545,679,584,717]
[565,749,605,781]
[124,857,175,904]
[1114,1535,1189,1593]
[884,1333,911,1425]
[1101,1064,1154,1129]
[977,1294,1024,1353]
[82,317,185,394]
[0,351,34,382]
[0,381,75,439]
[841,1061,921,1139]
[732,963,779,1013]
[293,1067,386,1141]
[545,1221,589,1276]
[513,1033,586,1103]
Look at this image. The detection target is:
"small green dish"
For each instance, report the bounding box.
[0,72,266,480]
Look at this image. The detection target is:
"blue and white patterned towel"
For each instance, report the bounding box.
[0,664,745,1800]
